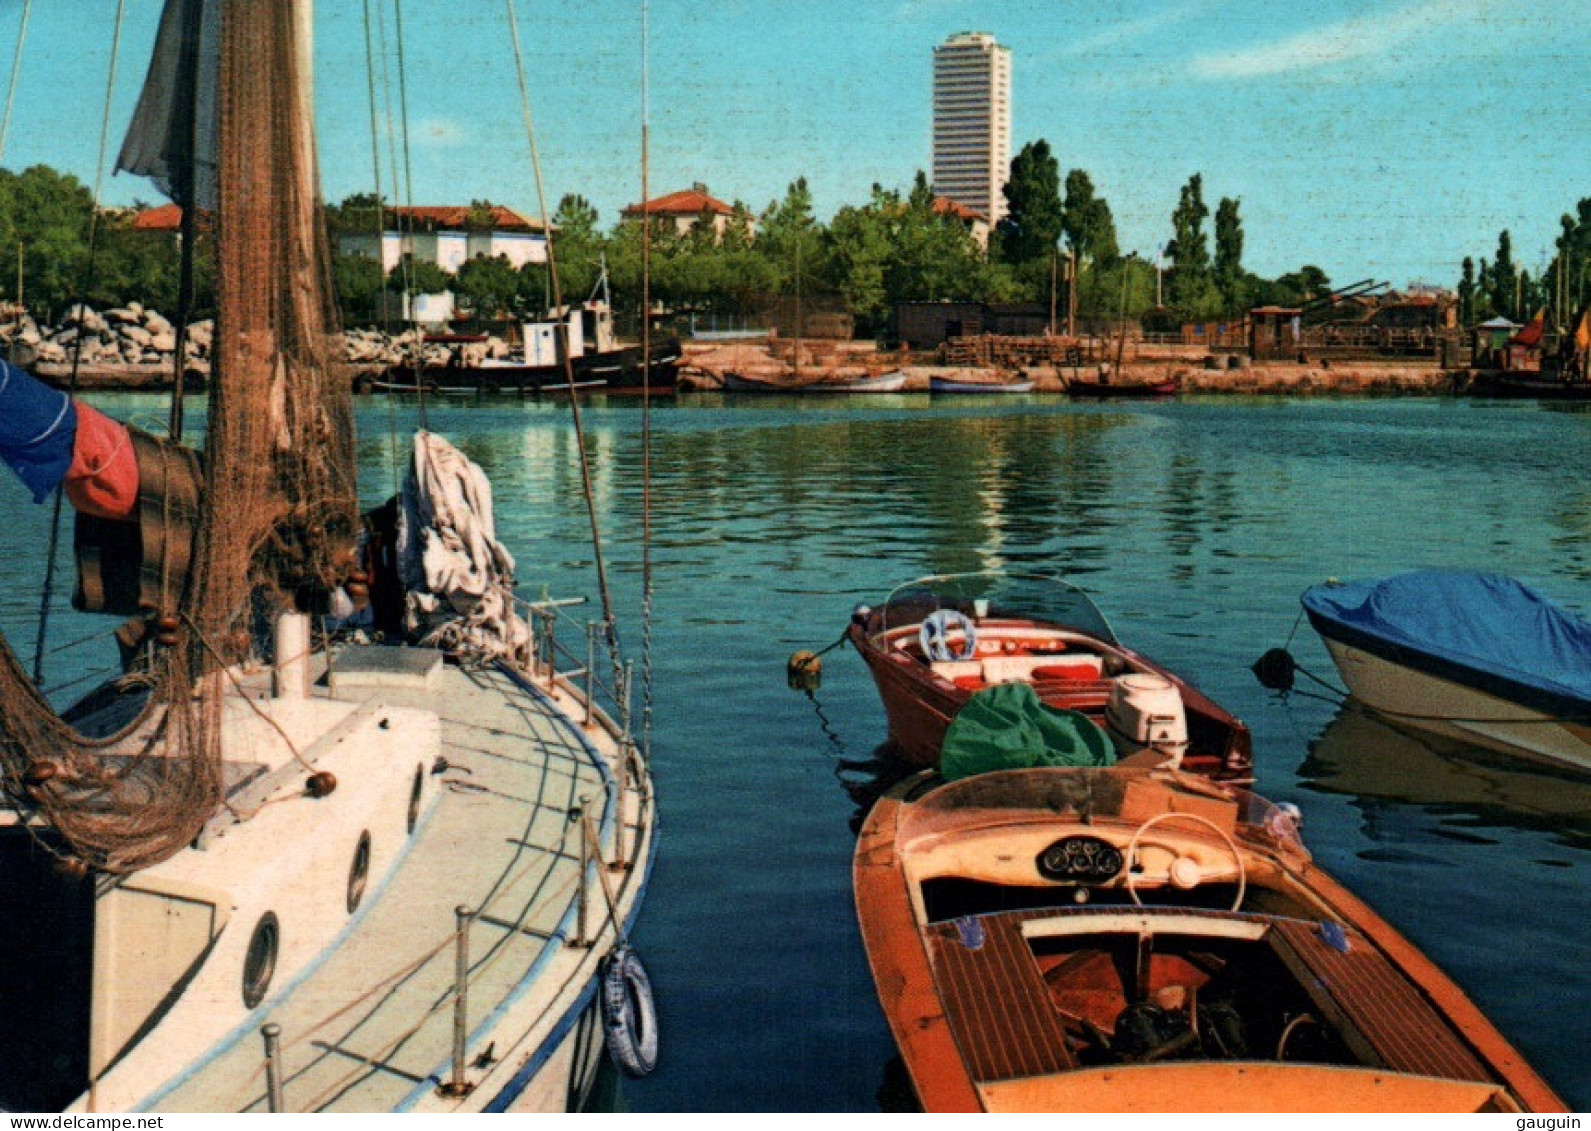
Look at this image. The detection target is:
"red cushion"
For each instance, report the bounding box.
[1032,663,1098,682]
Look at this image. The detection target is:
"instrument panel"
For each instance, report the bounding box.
[1036,835,1124,884]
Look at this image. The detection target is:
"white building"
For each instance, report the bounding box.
[338,205,551,274]
[932,32,1012,226]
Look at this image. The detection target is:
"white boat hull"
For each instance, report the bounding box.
[1,644,654,1114]
[1320,638,1591,773]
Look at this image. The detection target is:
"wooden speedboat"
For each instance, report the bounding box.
[847,572,1252,781]
[854,762,1566,1113]
[1065,375,1180,398]
[1301,571,1591,773]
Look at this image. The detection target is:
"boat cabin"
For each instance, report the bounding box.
[521,300,617,366]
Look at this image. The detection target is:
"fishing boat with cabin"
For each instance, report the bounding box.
[381,267,681,396]
[0,0,657,1113]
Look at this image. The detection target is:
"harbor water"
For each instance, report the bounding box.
[3,391,1588,1111]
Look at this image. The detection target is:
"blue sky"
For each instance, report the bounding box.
[3,0,1588,288]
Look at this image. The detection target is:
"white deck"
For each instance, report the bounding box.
[62,650,653,1114]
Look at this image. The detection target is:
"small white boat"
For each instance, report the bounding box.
[1300,571,1591,773]
[928,375,1035,394]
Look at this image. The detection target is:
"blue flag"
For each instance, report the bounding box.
[0,359,78,502]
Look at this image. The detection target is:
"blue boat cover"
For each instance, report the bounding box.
[0,359,77,502]
[1302,570,1591,711]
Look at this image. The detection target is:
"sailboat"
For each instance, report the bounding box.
[0,0,655,1114]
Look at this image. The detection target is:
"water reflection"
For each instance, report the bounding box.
[1298,702,1591,852]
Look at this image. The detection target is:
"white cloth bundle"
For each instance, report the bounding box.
[397,430,530,661]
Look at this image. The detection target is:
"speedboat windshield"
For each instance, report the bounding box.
[879,572,1118,644]
[911,767,1307,857]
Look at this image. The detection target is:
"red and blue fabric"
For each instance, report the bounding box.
[0,358,78,503]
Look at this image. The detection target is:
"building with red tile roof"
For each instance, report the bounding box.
[621,186,750,240]
[932,196,991,248]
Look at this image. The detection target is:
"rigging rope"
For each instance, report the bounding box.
[32,0,129,686]
[639,0,654,760]
[0,0,32,163]
[505,0,624,692]
[361,0,407,493]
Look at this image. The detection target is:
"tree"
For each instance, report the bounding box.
[996,140,1063,265]
[1166,173,1219,318]
[454,254,521,318]
[541,193,605,307]
[755,178,826,296]
[389,254,450,299]
[1489,230,1518,321]
[1457,257,1477,326]
[1058,169,1119,315]
[0,165,97,319]
[331,252,387,325]
[1060,169,1118,265]
[1213,197,1246,315]
[463,200,498,231]
[326,192,385,237]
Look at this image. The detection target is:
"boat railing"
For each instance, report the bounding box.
[254,792,631,1111]
[249,675,639,1112]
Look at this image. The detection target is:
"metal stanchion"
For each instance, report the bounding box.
[439,905,475,1097]
[573,799,591,947]
[262,1023,284,1112]
[585,622,597,725]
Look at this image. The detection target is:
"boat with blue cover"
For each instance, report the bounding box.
[1300,570,1591,773]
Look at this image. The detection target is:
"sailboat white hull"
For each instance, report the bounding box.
[1320,638,1591,773]
[0,643,655,1114]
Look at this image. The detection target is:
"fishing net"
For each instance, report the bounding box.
[0,0,357,874]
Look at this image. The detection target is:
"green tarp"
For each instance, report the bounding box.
[941,681,1116,782]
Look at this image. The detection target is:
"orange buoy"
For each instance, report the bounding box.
[787,650,822,692]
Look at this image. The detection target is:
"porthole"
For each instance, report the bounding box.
[407,764,424,833]
[243,912,280,1009]
[347,831,372,913]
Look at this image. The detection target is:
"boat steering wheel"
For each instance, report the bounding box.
[1124,811,1247,913]
[919,609,978,663]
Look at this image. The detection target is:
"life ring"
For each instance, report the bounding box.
[920,608,978,663]
[600,946,658,1077]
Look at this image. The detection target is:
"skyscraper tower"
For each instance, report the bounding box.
[932,31,1011,224]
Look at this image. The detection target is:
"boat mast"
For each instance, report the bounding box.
[167,0,206,439]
